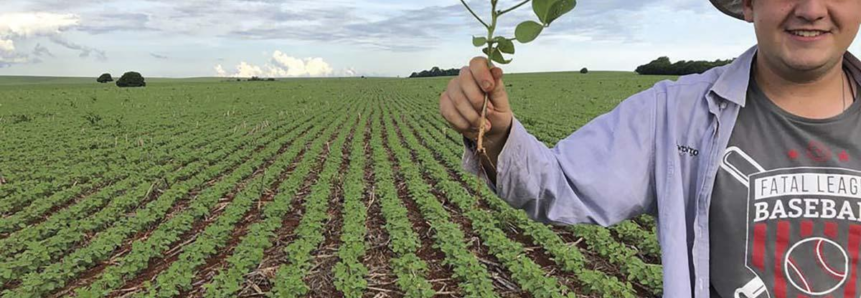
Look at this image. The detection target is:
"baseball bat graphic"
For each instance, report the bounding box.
[720,147,770,298]
[720,147,766,188]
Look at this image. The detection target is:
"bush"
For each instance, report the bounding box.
[97,73,113,83]
[580,67,588,74]
[116,72,146,88]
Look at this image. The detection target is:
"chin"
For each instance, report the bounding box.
[780,51,835,72]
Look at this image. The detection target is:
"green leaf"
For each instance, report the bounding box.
[482,47,512,65]
[546,0,576,24]
[472,36,487,47]
[532,0,554,24]
[515,21,543,43]
[533,0,576,25]
[496,38,515,54]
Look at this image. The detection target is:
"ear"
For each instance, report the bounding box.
[742,0,755,23]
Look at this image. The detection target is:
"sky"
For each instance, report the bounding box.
[0,0,860,78]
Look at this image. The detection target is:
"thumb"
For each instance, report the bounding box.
[488,67,510,113]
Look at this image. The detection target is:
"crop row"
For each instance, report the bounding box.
[265,107,361,296]
[1,106,327,298]
[0,118,278,287]
[70,105,336,297]
[0,122,260,259]
[200,106,364,297]
[129,104,354,297]
[0,113,247,218]
[0,120,242,235]
[395,97,641,297]
[411,99,664,294]
[331,109,372,297]
[368,108,436,297]
[385,104,576,298]
[378,100,499,298]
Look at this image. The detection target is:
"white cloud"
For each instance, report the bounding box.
[234,61,266,77]
[0,12,108,66]
[342,67,357,77]
[270,51,333,77]
[49,36,107,60]
[0,12,79,54]
[0,52,29,67]
[0,12,79,38]
[215,51,353,78]
[0,40,14,53]
[0,12,107,66]
[214,64,227,77]
[0,13,73,66]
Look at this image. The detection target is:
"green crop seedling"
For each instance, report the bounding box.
[460,0,576,155]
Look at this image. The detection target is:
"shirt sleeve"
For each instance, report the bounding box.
[462,88,659,227]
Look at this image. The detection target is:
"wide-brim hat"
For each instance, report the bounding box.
[710,0,744,20]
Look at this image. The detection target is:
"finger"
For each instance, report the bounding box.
[439,92,471,133]
[448,88,482,130]
[458,66,485,111]
[487,69,511,113]
[469,57,495,92]
[491,67,504,81]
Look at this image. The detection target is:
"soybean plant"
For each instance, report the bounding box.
[460,0,575,155]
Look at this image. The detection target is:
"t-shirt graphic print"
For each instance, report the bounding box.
[720,147,860,298]
[709,66,861,298]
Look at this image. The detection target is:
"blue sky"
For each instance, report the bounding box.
[0,0,859,78]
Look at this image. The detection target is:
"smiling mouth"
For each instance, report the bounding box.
[787,30,829,37]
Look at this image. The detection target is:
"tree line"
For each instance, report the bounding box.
[408,56,732,78]
[409,66,460,78]
[635,57,734,76]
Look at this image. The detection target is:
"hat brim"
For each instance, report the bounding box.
[710,0,744,20]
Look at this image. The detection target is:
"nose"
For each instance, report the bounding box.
[794,0,827,23]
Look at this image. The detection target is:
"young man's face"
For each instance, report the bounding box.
[743,0,861,74]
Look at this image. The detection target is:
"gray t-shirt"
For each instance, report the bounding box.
[710,66,861,298]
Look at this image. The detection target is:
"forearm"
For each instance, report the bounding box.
[462,94,658,227]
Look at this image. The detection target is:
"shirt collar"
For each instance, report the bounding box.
[709,45,758,108]
[710,44,861,109]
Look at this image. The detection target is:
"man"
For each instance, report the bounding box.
[440,0,861,297]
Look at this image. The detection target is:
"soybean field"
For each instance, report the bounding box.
[0,71,675,298]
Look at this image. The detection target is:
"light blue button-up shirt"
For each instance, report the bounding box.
[462,45,861,298]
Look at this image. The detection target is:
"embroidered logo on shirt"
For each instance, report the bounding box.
[677,145,699,157]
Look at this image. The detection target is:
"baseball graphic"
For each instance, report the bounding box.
[806,140,832,163]
[784,237,848,295]
[720,146,861,298]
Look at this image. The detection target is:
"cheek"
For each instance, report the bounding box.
[758,3,795,31]
[834,11,861,44]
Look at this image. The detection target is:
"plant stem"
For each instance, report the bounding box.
[498,0,530,16]
[476,1,498,155]
[460,0,489,29]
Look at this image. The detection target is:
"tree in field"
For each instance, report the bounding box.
[580,67,588,74]
[97,73,113,83]
[116,71,146,88]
